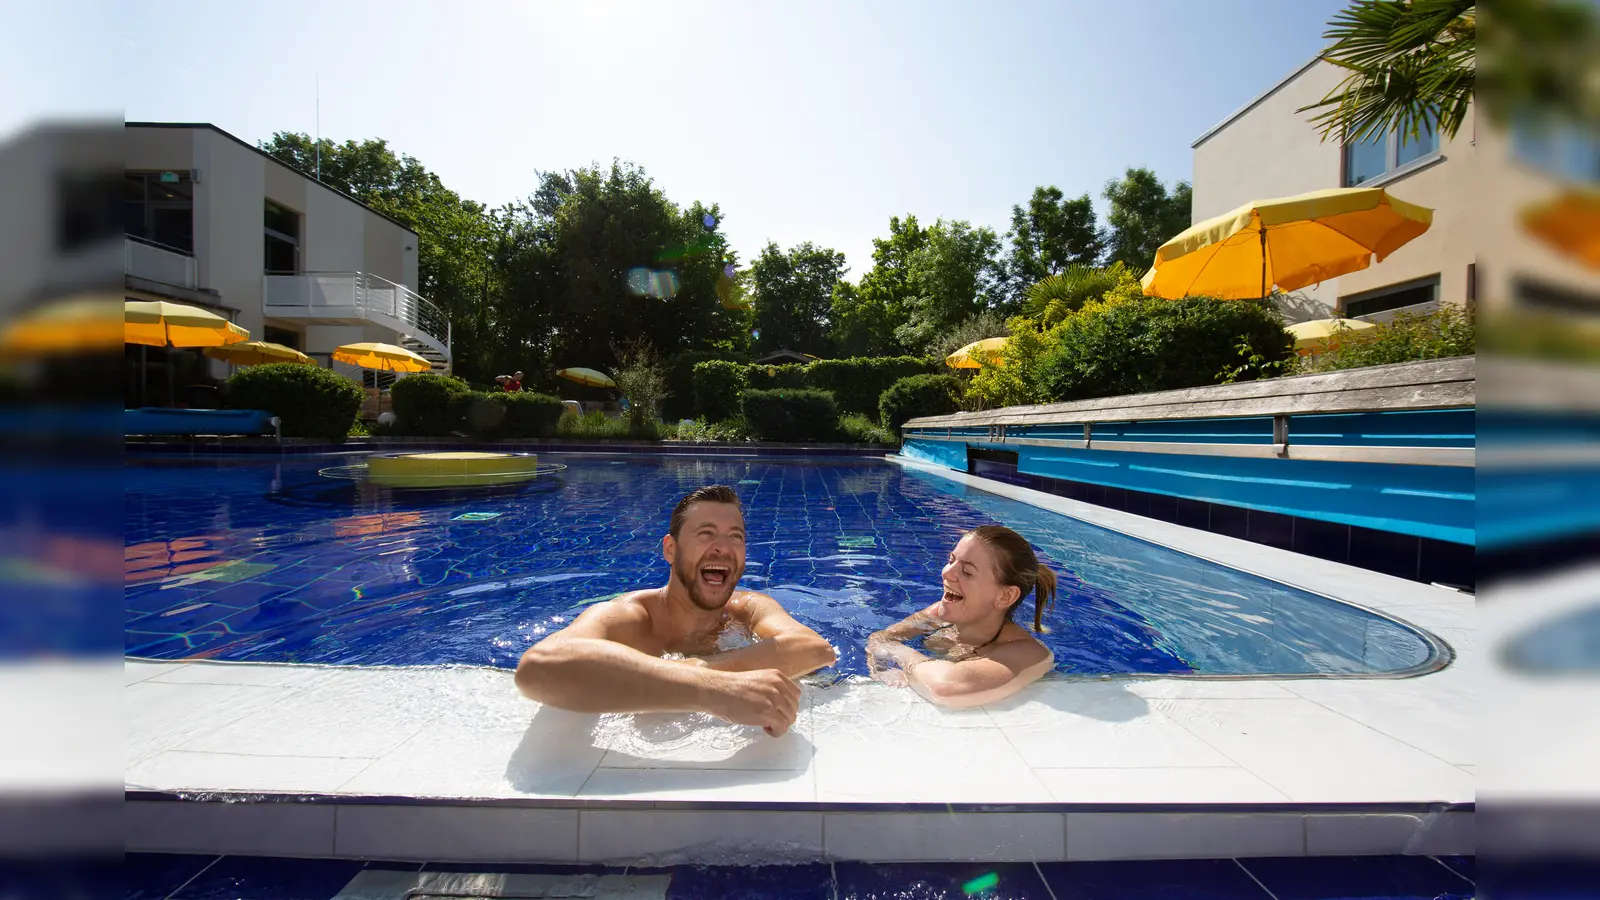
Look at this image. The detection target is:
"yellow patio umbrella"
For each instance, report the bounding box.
[946,337,1008,369]
[1522,190,1600,270]
[125,299,249,348]
[0,295,122,356]
[204,340,314,367]
[556,367,616,388]
[1141,187,1433,300]
[1285,317,1377,354]
[331,342,431,373]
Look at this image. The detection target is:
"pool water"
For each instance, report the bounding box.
[124,454,1440,677]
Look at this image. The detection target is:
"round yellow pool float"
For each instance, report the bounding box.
[364,451,545,489]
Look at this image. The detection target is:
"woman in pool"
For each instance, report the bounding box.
[867,525,1057,707]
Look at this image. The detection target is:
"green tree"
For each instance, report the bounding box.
[895,219,1004,354]
[1299,0,1475,144]
[1102,168,1192,272]
[1000,186,1102,312]
[834,215,929,357]
[749,241,847,356]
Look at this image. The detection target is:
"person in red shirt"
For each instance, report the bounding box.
[505,371,523,392]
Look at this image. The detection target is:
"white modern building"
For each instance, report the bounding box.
[123,122,451,390]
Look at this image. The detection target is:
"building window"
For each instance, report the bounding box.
[263,326,301,350]
[1342,119,1440,187]
[124,171,194,253]
[1342,275,1441,320]
[1512,117,1600,182]
[264,200,301,274]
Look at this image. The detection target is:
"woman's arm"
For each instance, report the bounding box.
[895,641,1054,708]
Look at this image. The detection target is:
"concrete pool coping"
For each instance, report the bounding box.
[122,456,1476,864]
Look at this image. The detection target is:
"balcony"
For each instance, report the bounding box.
[263,271,451,368]
[125,236,197,290]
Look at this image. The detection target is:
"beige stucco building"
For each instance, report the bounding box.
[123,122,450,385]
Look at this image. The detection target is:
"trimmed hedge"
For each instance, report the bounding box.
[880,374,963,430]
[742,389,839,442]
[449,391,506,439]
[746,363,808,391]
[664,351,739,422]
[1038,295,1292,401]
[389,373,470,435]
[501,392,566,438]
[806,356,937,417]
[692,360,748,422]
[225,364,365,441]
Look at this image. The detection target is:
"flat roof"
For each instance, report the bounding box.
[124,121,418,236]
[1191,53,1325,149]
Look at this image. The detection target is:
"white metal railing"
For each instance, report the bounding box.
[125,236,196,289]
[263,271,451,362]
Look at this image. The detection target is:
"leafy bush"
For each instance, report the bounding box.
[746,363,808,391]
[742,389,839,442]
[225,363,364,441]
[612,340,668,427]
[930,310,1012,365]
[880,374,963,430]
[1038,295,1292,401]
[1024,262,1137,327]
[449,391,507,438]
[805,355,937,417]
[838,413,894,444]
[1298,306,1475,373]
[389,373,470,435]
[967,318,1054,410]
[500,392,565,438]
[664,351,741,421]
[692,360,748,421]
[556,410,659,440]
[671,416,754,443]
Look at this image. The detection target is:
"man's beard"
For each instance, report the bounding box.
[674,552,740,610]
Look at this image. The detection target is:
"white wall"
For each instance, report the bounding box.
[302,186,366,273]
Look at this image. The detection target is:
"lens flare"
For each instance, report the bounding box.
[702,213,716,229]
[625,267,680,300]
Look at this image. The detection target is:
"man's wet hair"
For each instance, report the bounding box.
[669,485,742,537]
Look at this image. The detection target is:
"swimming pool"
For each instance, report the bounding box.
[125,453,1443,677]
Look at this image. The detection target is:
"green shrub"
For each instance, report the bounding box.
[1299,305,1475,373]
[500,392,565,438]
[692,360,748,421]
[805,356,938,417]
[225,364,364,441]
[1038,295,1292,401]
[556,409,659,440]
[389,373,470,435]
[449,391,507,438]
[839,413,894,444]
[880,374,963,430]
[664,351,741,421]
[672,416,754,443]
[742,389,839,442]
[747,363,808,391]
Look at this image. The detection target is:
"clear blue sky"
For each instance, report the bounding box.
[12,0,1348,278]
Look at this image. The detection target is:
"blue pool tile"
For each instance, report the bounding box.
[834,861,1052,899]
[1038,858,1272,899]
[1239,855,1474,900]
[422,861,605,875]
[0,858,122,900]
[171,855,365,900]
[125,853,219,899]
[666,863,834,899]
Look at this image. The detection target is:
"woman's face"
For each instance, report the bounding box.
[934,534,1018,623]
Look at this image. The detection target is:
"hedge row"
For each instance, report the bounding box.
[692,355,936,422]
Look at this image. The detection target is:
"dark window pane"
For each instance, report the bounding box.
[1344,279,1439,318]
[150,206,193,253]
[1344,131,1388,185]
[265,234,298,273]
[1397,116,1439,166]
[265,200,300,238]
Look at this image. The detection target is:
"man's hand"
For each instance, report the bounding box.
[705,668,801,737]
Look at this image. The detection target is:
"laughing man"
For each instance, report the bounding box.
[514,485,836,736]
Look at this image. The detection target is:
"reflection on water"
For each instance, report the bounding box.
[124,454,1437,676]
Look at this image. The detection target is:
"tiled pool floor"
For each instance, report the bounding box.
[122,459,1476,864]
[123,851,1478,899]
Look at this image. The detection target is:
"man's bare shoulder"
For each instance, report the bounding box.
[550,590,657,640]
[725,590,779,616]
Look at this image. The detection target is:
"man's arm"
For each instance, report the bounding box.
[696,593,837,677]
[514,601,717,713]
[514,600,803,735]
